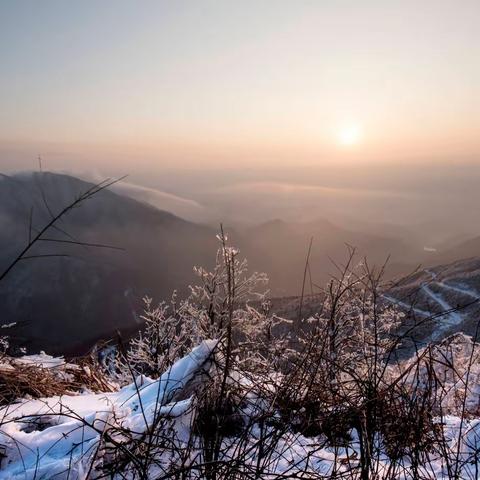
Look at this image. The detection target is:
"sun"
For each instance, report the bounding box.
[337,125,362,147]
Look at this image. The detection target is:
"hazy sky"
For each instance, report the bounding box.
[0,0,479,173]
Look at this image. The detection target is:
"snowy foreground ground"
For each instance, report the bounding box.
[1,341,480,479]
[0,342,217,479]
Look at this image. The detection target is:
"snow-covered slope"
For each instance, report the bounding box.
[0,341,217,479]
[384,257,480,342]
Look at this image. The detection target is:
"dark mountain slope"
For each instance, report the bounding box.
[0,172,218,355]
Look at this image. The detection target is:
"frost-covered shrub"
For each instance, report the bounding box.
[113,233,292,383]
[188,234,268,337]
[395,332,480,416]
[124,293,200,378]
[292,260,404,404]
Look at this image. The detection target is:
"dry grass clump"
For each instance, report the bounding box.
[0,355,116,405]
[0,363,71,404]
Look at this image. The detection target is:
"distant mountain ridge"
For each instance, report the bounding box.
[432,237,480,266]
